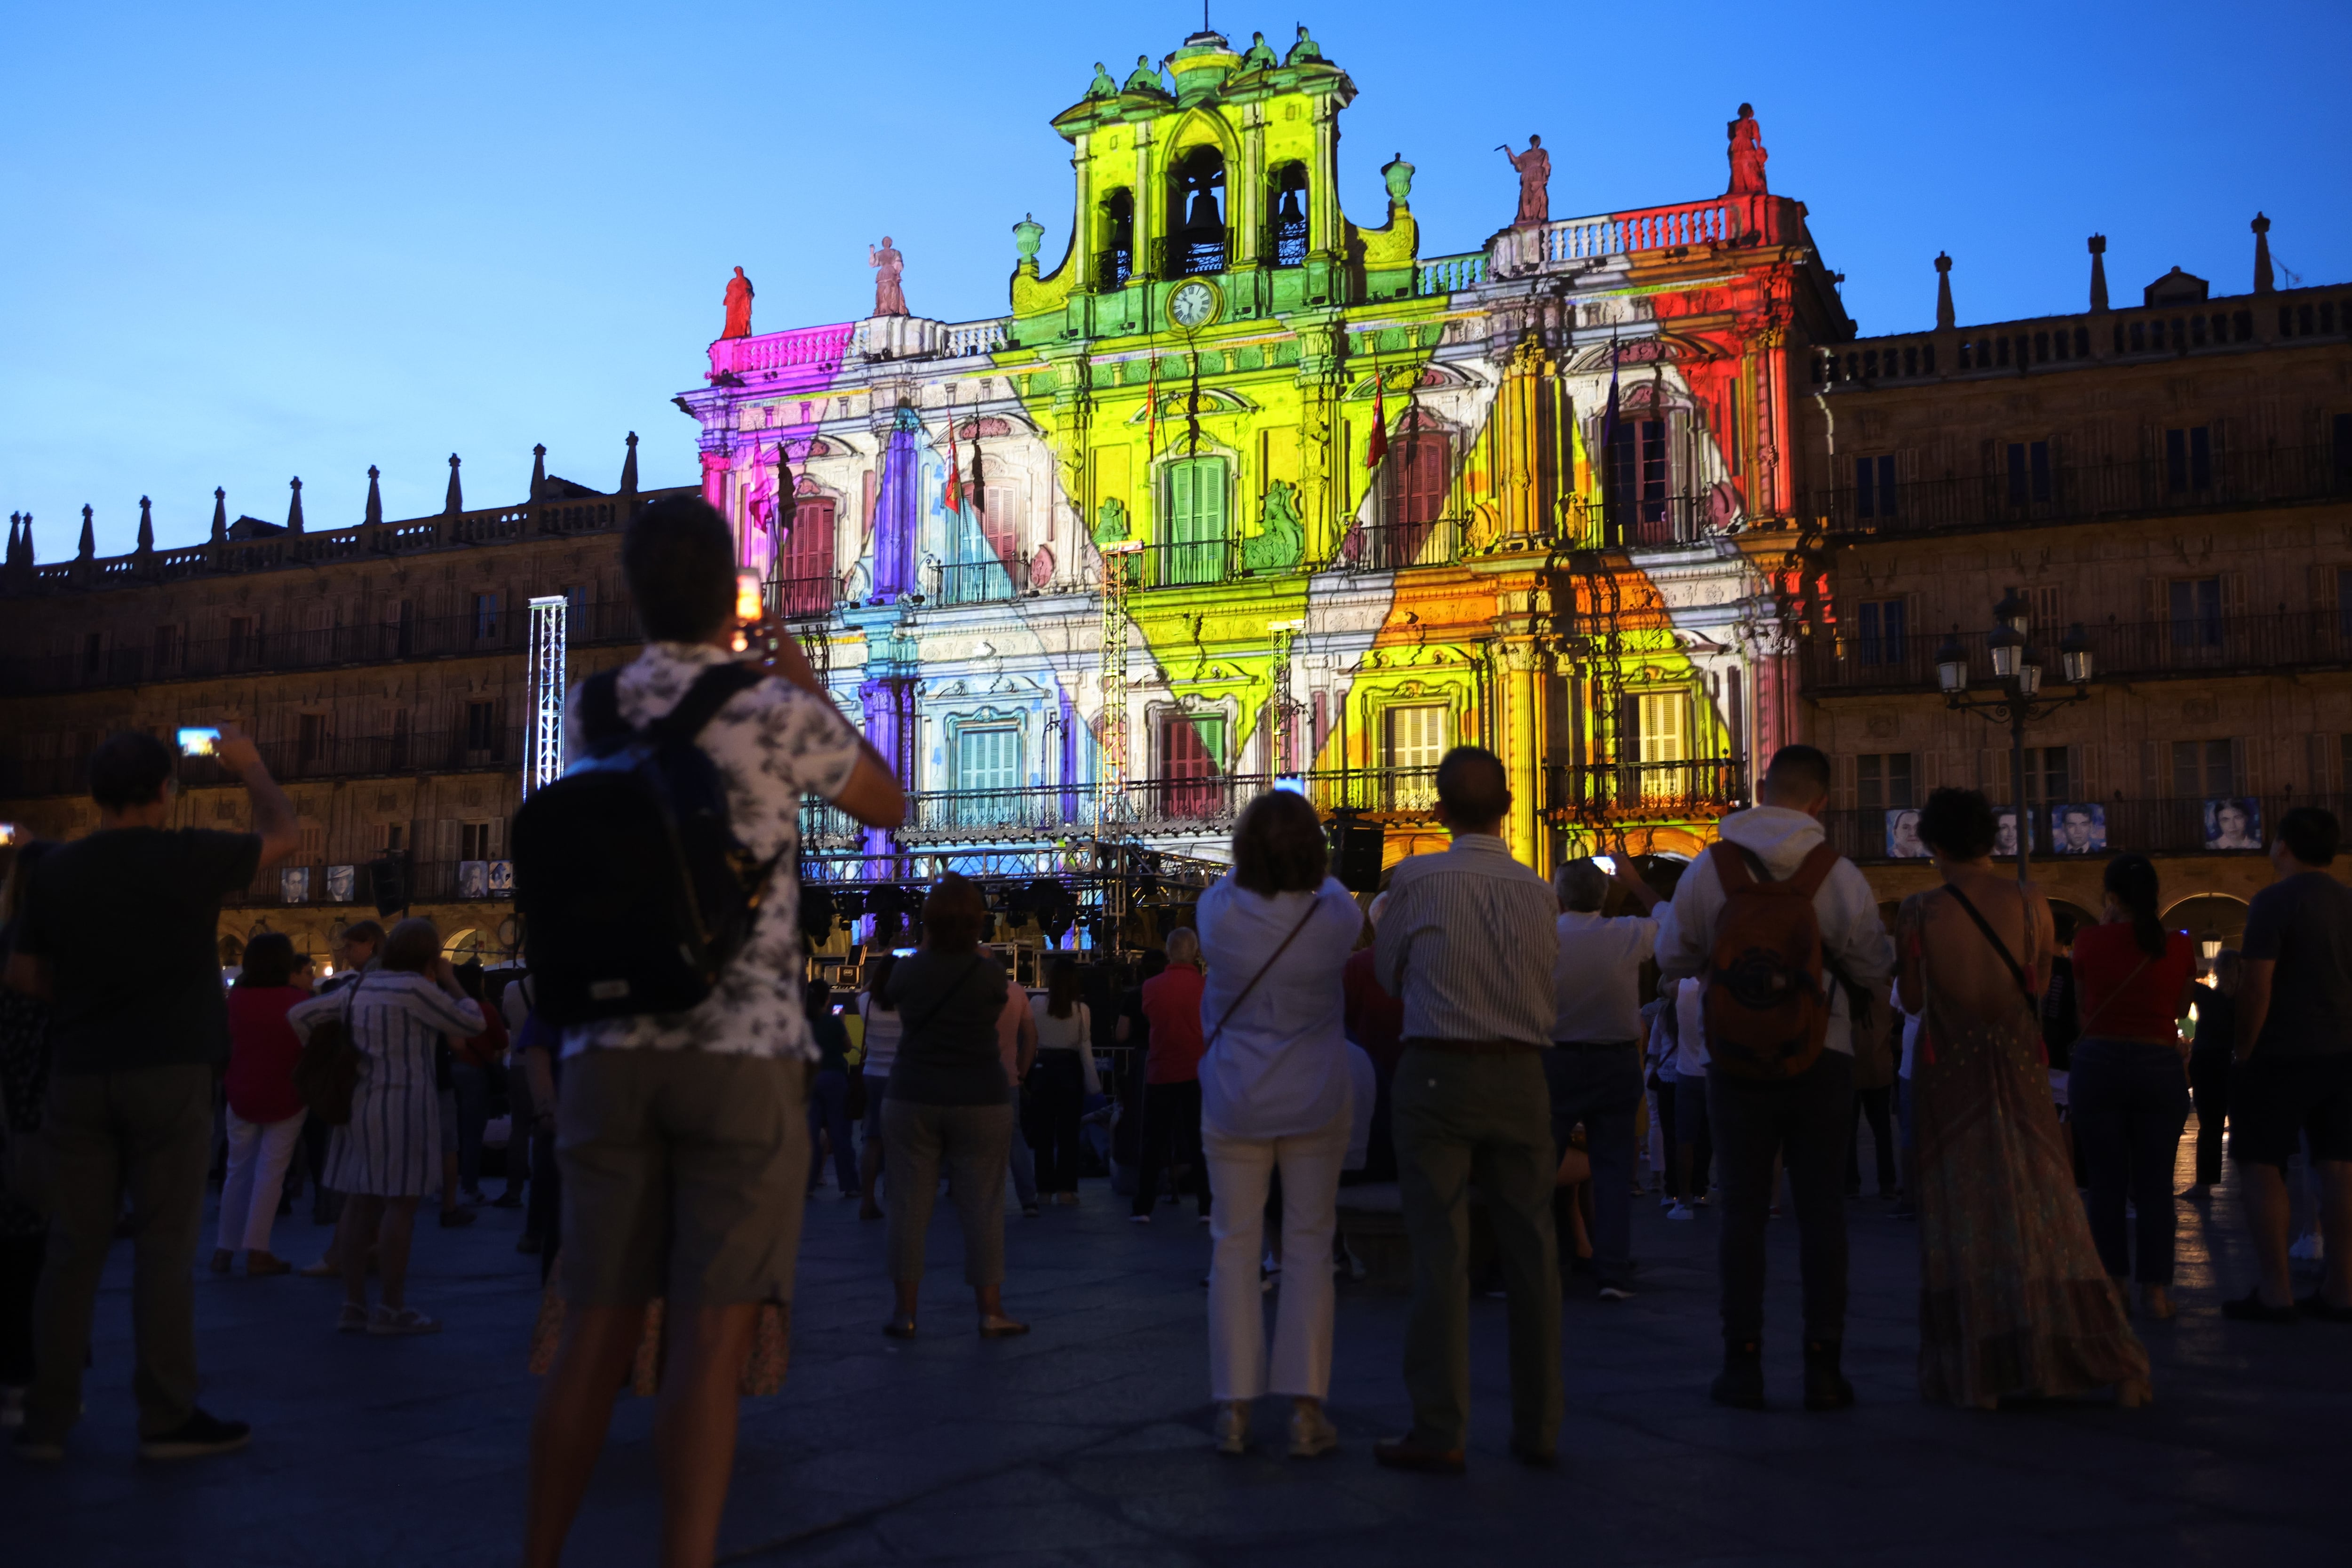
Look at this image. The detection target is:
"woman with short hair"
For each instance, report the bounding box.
[2067,854,2197,1319]
[1194,791,1363,1457]
[213,931,312,1277]
[879,876,1025,1338]
[289,917,485,1336]
[1897,788,2147,1407]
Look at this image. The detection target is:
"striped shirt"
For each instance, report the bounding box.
[1374,834,1558,1049]
[290,971,485,1198]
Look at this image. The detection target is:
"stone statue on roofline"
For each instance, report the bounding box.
[721,266,754,339]
[1087,61,1118,98]
[1123,55,1164,93]
[1500,136,1549,227]
[1727,103,1768,196]
[1284,24,1324,65]
[869,238,908,318]
[1241,31,1279,68]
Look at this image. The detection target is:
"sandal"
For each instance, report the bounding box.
[978,1316,1030,1339]
[335,1302,369,1334]
[882,1316,918,1339]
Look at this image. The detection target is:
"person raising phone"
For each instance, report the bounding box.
[7,723,298,1463]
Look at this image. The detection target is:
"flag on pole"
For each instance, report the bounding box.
[1365,374,1389,470]
[1145,355,1160,460]
[942,420,965,516]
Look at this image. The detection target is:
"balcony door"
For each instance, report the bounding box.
[1164,457,1227,585]
[1161,713,1225,820]
[953,725,1022,829]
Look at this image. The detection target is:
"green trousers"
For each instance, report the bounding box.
[1391,1046,1562,1452]
[27,1065,215,1440]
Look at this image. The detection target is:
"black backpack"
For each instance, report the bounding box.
[511,664,783,1027]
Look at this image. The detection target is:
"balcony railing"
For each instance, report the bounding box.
[2,726,527,800]
[221,857,517,910]
[763,573,838,622]
[0,599,642,696]
[1824,794,2345,863]
[1804,442,2352,538]
[1544,758,1747,820]
[1149,234,1227,279]
[1339,517,1460,573]
[1805,607,2352,695]
[930,557,1019,607]
[1091,247,1134,290]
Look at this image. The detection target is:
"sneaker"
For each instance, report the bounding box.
[2289,1231,2325,1263]
[367,1305,442,1337]
[1597,1284,1635,1302]
[1021,1204,1041,1218]
[460,1187,487,1207]
[1665,1202,1696,1221]
[137,1409,251,1461]
[437,1208,477,1229]
[491,1189,524,1209]
[1214,1401,1250,1456]
[1659,1194,1678,1210]
[335,1302,370,1333]
[1287,1401,1338,1459]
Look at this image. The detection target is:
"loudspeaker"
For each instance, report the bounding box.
[366,853,411,917]
[1328,814,1385,893]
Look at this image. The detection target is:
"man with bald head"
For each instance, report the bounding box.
[1373,746,1563,1473]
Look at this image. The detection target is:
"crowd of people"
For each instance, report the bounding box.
[3,495,2349,1568]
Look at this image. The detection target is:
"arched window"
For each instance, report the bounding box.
[1168,147,1226,277]
[1161,455,1228,584]
[1377,409,1448,567]
[1269,163,1308,267]
[1098,189,1134,288]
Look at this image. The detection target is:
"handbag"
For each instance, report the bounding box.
[294,981,364,1127]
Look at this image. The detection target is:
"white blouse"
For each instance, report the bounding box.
[1194,874,1364,1141]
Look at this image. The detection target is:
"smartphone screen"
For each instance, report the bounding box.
[0,823,17,846]
[176,726,222,758]
[1591,854,1616,875]
[735,573,763,625]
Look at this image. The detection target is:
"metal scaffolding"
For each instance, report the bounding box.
[525,594,568,797]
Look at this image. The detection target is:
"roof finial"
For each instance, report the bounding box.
[530,442,547,504]
[286,476,305,533]
[136,495,155,555]
[620,431,640,497]
[2252,213,2274,295]
[211,486,228,544]
[1933,251,1955,331]
[445,453,463,515]
[2087,234,2109,312]
[78,504,95,561]
[365,465,383,527]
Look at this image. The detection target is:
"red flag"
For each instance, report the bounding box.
[1365,375,1389,470]
[942,421,964,516]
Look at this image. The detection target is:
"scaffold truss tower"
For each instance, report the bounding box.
[524,593,568,797]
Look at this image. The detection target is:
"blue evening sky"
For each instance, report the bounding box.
[4,1,2345,556]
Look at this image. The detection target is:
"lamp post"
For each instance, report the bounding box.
[1936,588,2096,887]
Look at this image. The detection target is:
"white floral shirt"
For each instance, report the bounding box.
[559,642,863,1062]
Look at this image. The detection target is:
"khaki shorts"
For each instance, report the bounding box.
[557,1051,810,1308]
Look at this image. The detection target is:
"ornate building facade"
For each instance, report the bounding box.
[689,27,1833,923]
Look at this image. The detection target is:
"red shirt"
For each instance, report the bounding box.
[1343,947,1406,1080]
[1139,963,1207,1084]
[2072,923,2195,1044]
[224,986,309,1123]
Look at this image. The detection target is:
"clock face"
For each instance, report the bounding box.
[1169,280,1218,329]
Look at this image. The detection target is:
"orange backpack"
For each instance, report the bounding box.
[1701,839,1843,1080]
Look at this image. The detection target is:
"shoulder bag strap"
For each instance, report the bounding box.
[646,664,762,746]
[1203,899,1322,1055]
[579,670,627,748]
[1944,883,2039,1008]
[2075,952,2155,1039]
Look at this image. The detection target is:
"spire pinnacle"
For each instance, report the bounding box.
[365,465,383,527]
[2252,213,2275,295]
[620,431,639,497]
[1933,252,1955,331]
[136,495,155,555]
[78,504,95,561]
[211,487,228,544]
[445,453,463,515]
[287,476,305,533]
[530,442,547,503]
[2088,234,2109,312]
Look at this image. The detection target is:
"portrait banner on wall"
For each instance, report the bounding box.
[1884,807,1928,859]
[2051,803,2107,855]
[280,867,311,904]
[488,860,516,897]
[2205,797,2263,850]
[458,860,490,899]
[1994,809,2036,858]
[326,864,357,903]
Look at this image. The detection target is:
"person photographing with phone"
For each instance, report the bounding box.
[518,495,904,1568]
[6,723,299,1462]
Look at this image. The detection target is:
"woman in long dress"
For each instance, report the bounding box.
[289,917,484,1337]
[1897,788,2149,1408]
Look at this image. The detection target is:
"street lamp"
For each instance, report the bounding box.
[1939,587,2096,886]
[2199,927,2223,964]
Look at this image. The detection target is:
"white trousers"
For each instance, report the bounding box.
[1203,1099,1351,1402]
[217,1109,306,1253]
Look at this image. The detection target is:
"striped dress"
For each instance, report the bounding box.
[290,972,485,1199]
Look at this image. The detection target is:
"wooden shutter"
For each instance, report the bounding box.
[2308,732,2334,795]
[2140,739,2162,798]
[2233,736,2255,796]
[1833,752,1857,810]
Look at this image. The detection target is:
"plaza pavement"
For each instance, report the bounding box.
[10,1129,2349,1568]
